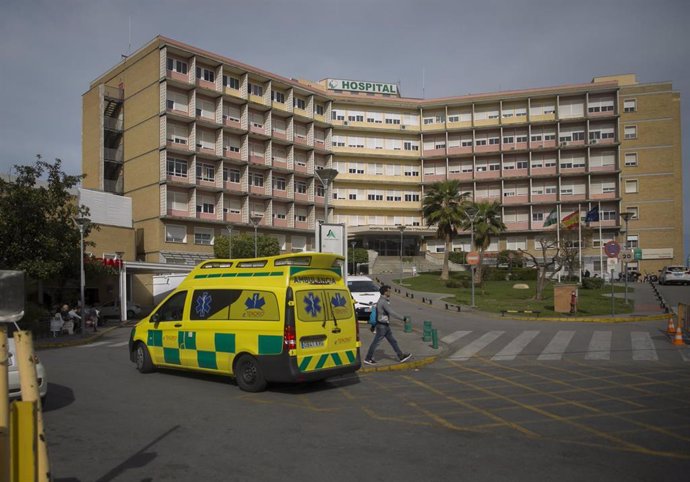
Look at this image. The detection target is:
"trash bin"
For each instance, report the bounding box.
[554,284,578,313]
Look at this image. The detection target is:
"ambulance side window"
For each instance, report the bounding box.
[154,291,187,322]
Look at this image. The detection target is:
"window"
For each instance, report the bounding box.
[224,168,240,183]
[532,212,544,221]
[273,177,286,190]
[196,163,215,182]
[315,104,324,115]
[625,179,638,193]
[626,234,639,248]
[167,190,187,211]
[154,291,187,322]
[294,98,306,110]
[624,99,636,113]
[196,196,215,214]
[249,173,264,187]
[628,206,639,220]
[271,91,285,103]
[167,58,188,74]
[624,126,637,139]
[165,224,186,243]
[196,67,215,83]
[248,83,263,96]
[624,153,638,167]
[166,158,187,177]
[404,141,419,151]
[194,228,214,245]
[516,160,528,169]
[404,193,420,202]
[223,75,240,90]
[296,181,307,194]
[316,185,325,197]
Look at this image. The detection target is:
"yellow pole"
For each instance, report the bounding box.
[15,331,50,482]
[0,325,9,482]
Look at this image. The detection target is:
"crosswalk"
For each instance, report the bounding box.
[442,330,686,362]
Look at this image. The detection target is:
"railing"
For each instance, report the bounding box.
[104,117,123,131]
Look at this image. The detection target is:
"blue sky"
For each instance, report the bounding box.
[1,0,688,259]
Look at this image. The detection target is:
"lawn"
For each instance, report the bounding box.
[397,271,635,317]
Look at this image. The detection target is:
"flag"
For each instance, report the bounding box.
[543,208,558,227]
[585,206,599,223]
[562,210,580,230]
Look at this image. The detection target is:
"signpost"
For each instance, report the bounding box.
[467,251,480,308]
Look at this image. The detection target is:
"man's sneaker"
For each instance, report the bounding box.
[363,359,377,366]
[398,353,412,363]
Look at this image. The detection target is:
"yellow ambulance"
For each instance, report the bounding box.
[128,252,361,391]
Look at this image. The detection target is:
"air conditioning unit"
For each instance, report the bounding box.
[511,146,516,151]
[401,125,406,130]
[591,139,598,144]
[560,142,567,147]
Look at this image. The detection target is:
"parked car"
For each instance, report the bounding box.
[97,301,142,319]
[347,276,381,320]
[659,266,690,285]
[7,337,48,405]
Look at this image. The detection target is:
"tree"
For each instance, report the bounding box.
[460,200,506,284]
[422,180,470,281]
[519,236,563,301]
[213,233,280,259]
[0,156,90,280]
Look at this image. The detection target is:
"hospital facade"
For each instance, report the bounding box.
[82,36,684,276]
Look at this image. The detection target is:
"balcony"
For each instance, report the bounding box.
[273,217,288,228]
[447,146,472,156]
[167,208,190,218]
[196,78,217,92]
[196,211,217,220]
[475,144,500,154]
[272,128,288,141]
[167,70,190,84]
[590,191,617,200]
[504,221,529,231]
[448,171,473,181]
[294,192,309,203]
[475,170,500,180]
[104,147,123,163]
[502,194,528,205]
[223,116,242,131]
[224,212,242,223]
[166,174,190,185]
[502,168,528,179]
[531,194,558,203]
[223,181,242,193]
[223,148,242,161]
[294,220,309,230]
[422,147,446,158]
[530,167,557,177]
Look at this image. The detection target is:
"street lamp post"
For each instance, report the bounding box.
[620,211,634,304]
[465,210,479,308]
[226,224,233,259]
[350,241,356,275]
[74,217,88,335]
[250,215,262,258]
[315,168,339,224]
[115,251,124,321]
[397,225,406,284]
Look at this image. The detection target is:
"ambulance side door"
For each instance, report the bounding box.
[149,290,188,367]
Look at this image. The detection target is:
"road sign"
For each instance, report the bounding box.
[621,250,634,262]
[467,251,480,265]
[634,248,643,261]
[604,241,621,258]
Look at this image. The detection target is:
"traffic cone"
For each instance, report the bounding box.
[672,325,685,346]
[667,315,676,334]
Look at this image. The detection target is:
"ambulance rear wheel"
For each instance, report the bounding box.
[135,343,155,373]
[235,355,267,392]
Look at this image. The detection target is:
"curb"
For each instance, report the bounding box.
[359,355,440,373]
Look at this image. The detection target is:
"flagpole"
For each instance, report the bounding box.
[578,203,582,284]
[557,204,561,283]
[598,201,603,279]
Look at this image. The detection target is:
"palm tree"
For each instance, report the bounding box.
[422,180,470,281]
[460,200,506,284]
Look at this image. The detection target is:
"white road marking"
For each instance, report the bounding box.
[538,330,575,360]
[441,331,472,344]
[449,331,505,361]
[491,330,539,361]
[585,331,612,360]
[631,332,658,361]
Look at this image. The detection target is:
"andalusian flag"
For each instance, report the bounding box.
[561,210,580,230]
[543,208,558,227]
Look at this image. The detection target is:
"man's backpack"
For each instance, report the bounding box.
[368,306,377,329]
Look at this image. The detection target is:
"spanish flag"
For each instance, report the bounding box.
[561,210,580,230]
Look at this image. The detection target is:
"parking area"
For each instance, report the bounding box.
[358,358,690,460]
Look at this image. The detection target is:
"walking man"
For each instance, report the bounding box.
[364,285,411,365]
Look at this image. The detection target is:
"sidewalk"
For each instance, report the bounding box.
[34,321,130,350]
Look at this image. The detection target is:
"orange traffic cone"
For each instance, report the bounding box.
[667,315,676,334]
[672,325,685,346]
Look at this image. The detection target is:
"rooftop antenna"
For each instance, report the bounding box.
[422,67,425,99]
[121,15,132,60]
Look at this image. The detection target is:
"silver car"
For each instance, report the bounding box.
[7,337,48,405]
[659,265,690,285]
[347,276,381,320]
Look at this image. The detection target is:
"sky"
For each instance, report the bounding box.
[1,0,689,259]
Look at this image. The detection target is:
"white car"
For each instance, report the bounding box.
[659,266,690,285]
[347,276,381,320]
[98,301,142,319]
[7,337,48,405]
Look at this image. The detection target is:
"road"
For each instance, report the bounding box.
[39,311,690,481]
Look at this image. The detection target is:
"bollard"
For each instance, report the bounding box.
[423,320,432,342]
[431,328,439,349]
[404,316,412,333]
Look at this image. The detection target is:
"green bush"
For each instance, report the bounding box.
[446,279,470,289]
[582,277,605,289]
[448,252,467,264]
[482,267,537,281]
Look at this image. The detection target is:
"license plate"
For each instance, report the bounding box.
[301,339,324,349]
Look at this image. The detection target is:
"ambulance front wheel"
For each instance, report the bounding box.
[235,354,267,392]
[135,343,155,373]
